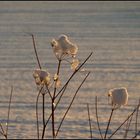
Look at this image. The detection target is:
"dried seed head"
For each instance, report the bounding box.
[35,77,42,85]
[33,69,51,86]
[71,59,79,71]
[108,87,129,108]
[44,74,51,86]
[51,34,78,59]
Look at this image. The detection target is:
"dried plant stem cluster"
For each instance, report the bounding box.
[87,96,140,139]
[32,34,92,139]
[0,34,139,139]
[31,34,139,139]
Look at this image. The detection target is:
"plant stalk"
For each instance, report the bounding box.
[104,107,115,139]
[87,103,93,139]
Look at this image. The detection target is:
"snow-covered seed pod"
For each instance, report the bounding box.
[51,34,78,59]
[108,87,129,108]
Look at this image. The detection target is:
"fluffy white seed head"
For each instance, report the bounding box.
[108,87,129,108]
[51,34,78,59]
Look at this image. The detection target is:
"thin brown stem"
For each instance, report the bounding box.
[43,52,93,136]
[51,97,55,139]
[0,123,5,137]
[51,59,62,139]
[87,103,93,139]
[54,59,61,98]
[45,85,52,100]
[95,96,103,139]
[55,52,93,98]
[31,34,42,69]
[104,106,115,139]
[0,130,5,138]
[36,87,43,139]
[124,114,133,138]
[55,72,90,137]
[42,94,45,126]
[41,93,46,140]
[108,102,140,139]
[5,86,13,139]
[131,131,140,139]
[135,99,140,138]
[41,86,52,139]
[124,116,130,138]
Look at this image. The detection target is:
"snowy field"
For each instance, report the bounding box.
[0,1,140,139]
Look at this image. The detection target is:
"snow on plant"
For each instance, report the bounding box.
[108,87,129,109]
[31,34,92,139]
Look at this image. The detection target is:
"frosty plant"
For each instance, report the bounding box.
[86,88,139,139]
[0,86,13,139]
[31,34,92,139]
[108,87,129,109]
[104,87,129,139]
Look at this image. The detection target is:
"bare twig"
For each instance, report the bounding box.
[55,52,93,98]
[41,93,46,140]
[30,33,53,139]
[31,34,42,69]
[42,94,45,126]
[124,115,131,139]
[54,59,62,98]
[45,85,52,100]
[43,52,93,135]
[5,86,13,139]
[0,130,5,137]
[36,86,43,139]
[104,106,115,139]
[52,59,62,138]
[124,114,133,138]
[135,99,140,138]
[41,87,52,139]
[124,116,130,138]
[55,72,90,137]
[104,107,115,139]
[95,96,103,139]
[0,123,5,138]
[42,59,62,139]
[51,97,55,139]
[87,103,93,139]
[131,131,140,139]
[108,102,140,139]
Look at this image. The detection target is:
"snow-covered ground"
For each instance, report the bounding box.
[0,1,140,139]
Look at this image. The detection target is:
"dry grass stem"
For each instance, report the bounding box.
[135,99,140,138]
[87,103,93,139]
[124,114,133,138]
[5,86,13,139]
[42,52,93,136]
[55,52,93,98]
[95,96,103,139]
[104,106,115,139]
[55,72,90,137]
[108,101,140,139]
[36,86,43,139]
[131,131,140,139]
[0,123,5,138]
[31,34,42,69]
